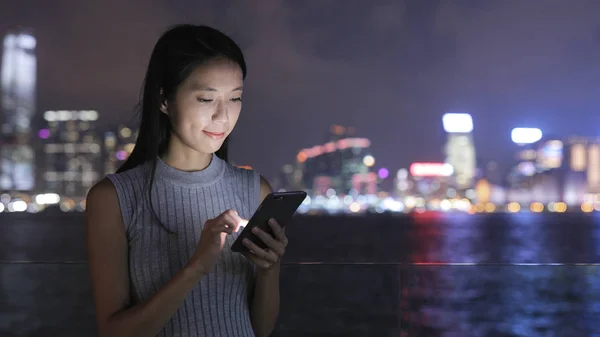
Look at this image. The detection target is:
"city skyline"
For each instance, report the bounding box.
[0,1,599,181]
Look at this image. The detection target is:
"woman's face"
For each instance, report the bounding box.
[163,57,243,156]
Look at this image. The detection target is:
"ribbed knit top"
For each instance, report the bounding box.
[106,155,260,337]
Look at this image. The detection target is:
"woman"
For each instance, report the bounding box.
[85,24,286,337]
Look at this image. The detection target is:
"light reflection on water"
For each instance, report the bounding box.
[401,213,600,336]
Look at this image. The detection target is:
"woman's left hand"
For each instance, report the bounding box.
[242,218,288,270]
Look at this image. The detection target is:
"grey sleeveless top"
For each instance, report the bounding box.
[106,155,260,337]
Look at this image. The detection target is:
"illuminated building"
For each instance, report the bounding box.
[507,135,600,205]
[296,125,375,196]
[0,28,37,191]
[442,113,476,190]
[407,162,454,200]
[274,163,304,192]
[104,125,137,174]
[41,110,101,197]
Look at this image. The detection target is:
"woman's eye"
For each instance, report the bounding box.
[231,97,242,102]
[197,98,213,103]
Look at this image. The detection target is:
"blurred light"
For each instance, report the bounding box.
[0,193,11,203]
[484,203,496,213]
[8,200,27,212]
[378,168,389,179]
[538,140,564,170]
[119,127,132,138]
[530,202,544,213]
[296,151,307,163]
[454,199,471,212]
[382,198,404,212]
[404,196,416,209]
[302,196,311,205]
[442,113,473,133]
[124,143,135,153]
[517,162,536,176]
[44,110,98,121]
[34,193,60,205]
[116,150,128,161]
[0,203,4,213]
[571,143,587,171]
[581,202,594,213]
[410,162,454,177]
[396,168,408,180]
[363,155,375,167]
[507,202,520,213]
[38,128,50,139]
[554,202,567,213]
[349,202,361,213]
[440,199,451,211]
[325,188,336,198]
[511,128,543,144]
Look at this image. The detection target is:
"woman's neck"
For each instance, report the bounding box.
[160,141,213,172]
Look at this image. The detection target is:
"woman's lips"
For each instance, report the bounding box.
[203,131,226,139]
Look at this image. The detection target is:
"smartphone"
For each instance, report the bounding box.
[231,191,307,253]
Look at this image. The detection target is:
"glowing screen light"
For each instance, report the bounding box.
[511,128,542,144]
[410,162,454,177]
[442,113,473,133]
[377,168,389,179]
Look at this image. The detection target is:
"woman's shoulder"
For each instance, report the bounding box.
[222,161,260,183]
[104,163,149,191]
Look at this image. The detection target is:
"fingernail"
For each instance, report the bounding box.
[243,238,250,245]
[252,227,259,233]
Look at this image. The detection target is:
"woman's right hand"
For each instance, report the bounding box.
[191,209,246,274]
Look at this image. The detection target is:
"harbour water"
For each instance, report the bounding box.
[1,212,599,336]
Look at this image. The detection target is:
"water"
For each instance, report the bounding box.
[1,212,600,336]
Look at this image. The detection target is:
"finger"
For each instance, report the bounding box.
[251,227,284,256]
[218,210,240,233]
[268,219,288,246]
[243,252,272,269]
[243,239,279,263]
[223,210,247,232]
[212,222,234,234]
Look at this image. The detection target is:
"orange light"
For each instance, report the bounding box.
[554,202,567,213]
[484,203,496,213]
[581,202,594,213]
[236,165,253,170]
[296,151,307,163]
[507,202,520,213]
[530,202,544,213]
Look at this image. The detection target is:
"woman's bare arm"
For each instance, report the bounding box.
[86,178,207,337]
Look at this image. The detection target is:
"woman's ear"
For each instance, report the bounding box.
[160,101,168,115]
[160,89,168,115]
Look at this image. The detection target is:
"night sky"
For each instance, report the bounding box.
[1,0,600,181]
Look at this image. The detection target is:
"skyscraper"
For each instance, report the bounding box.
[442,113,476,190]
[0,28,37,191]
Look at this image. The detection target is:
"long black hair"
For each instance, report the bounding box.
[117,24,247,233]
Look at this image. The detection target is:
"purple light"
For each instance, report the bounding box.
[378,168,389,179]
[116,150,128,161]
[38,129,50,139]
